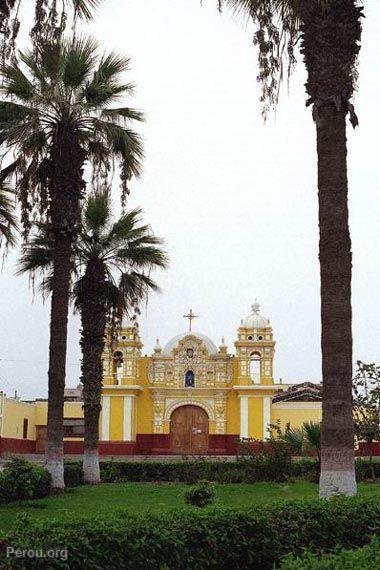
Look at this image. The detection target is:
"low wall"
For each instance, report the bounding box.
[0,435,240,456]
[357,442,380,456]
[0,437,36,455]
[5,436,375,457]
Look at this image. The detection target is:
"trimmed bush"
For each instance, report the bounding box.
[99,458,318,485]
[355,458,380,481]
[185,480,216,507]
[1,496,380,568]
[64,462,83,488]
[281,537,380,569]
[63,458,380,487]
[0,458,51,504]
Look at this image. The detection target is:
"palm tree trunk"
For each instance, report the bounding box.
[297,0,362,499]
[317,102,356,498]
[80,261,108,484]
[45,236,72,488]
[45,125,86,488]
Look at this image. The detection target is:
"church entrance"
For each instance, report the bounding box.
[170,405,209,454]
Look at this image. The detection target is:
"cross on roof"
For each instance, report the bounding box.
[183,309,198,332]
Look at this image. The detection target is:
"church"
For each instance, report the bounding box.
[0,302,322,456]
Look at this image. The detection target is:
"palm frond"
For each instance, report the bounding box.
[72,0,103,21]
[0,62,34,101]
[107,207,144,241]
[117,271,160,305]
[17,227,53,275]
[63,36,98,88]
[116,245,168,271]
[0,182,18,247]
[101,107,145,125]
[303,421,321,450]
[96,52,131,81]
[84,190,111,233]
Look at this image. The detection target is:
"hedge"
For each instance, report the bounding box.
[63,457,319,487]
[1,497,380,568]
[63,458,380,487]
[281,537,380,569]
[0,458,51,504]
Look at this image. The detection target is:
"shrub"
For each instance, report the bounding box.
[280,537,380,569]
[99,458,304,485]
[185,480,216,508]
[64,462,83,487]
[0,458,51,504]
[355,458,380,481]
[1,496,380,568]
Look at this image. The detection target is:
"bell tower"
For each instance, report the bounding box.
[102,316,142,386]
[234,301,275,385]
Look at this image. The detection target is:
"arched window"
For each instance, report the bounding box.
[185,370,195,387]
[113,351,124,385]
[250,353,261,384]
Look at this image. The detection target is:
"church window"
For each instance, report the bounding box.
[258,336,263,341]
[248,336,253,340]
[122,335,126,340]
[185,370,195,387]
[187,348,194,359]
[250,353,261,383]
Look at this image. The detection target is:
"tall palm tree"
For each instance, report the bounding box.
[0,38,144,487]
[0,180,17,248]
[19,192,168,483]
[222,0,362,497]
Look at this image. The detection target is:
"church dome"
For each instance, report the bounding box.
[162,332,218,356]
[241,301,270,329]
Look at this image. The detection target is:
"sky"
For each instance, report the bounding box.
[1,0,380,399]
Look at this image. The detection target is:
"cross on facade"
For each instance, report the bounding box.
[183,309,198,332]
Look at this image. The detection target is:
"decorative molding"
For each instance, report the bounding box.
[164,399,215,421]
[102,385,142,391]
[234,385,291,391]
[272,402,322,409]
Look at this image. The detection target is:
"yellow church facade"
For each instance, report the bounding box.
[0,302,322,456]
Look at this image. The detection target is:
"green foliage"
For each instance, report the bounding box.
[184,480,215,508]
[59,459,380,487]
[269,420,321,458]
[98,458,317,485]
[238,435,293,482]
[0,36,144,234]
[281,537,380,569]
[64,462,84,488]
[19,192,168,318]
[353,362,380,471]
[1,496,380,568]
[0,181,17,247]
[0,458,51,504]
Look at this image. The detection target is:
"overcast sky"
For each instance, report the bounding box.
[1,0,379,399]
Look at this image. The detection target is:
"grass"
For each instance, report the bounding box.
[1,481,380,530]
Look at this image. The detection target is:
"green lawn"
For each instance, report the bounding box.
[1,481,380,530]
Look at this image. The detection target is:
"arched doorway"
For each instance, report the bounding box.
[170,405,209,454]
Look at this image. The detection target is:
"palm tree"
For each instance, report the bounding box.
[0,38,144,487]
[0,180,17,248]
[19,192,168,483]
[222,0,363,497]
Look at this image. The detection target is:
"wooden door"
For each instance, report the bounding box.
[35,425,46,453]
[170,405,209,454]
